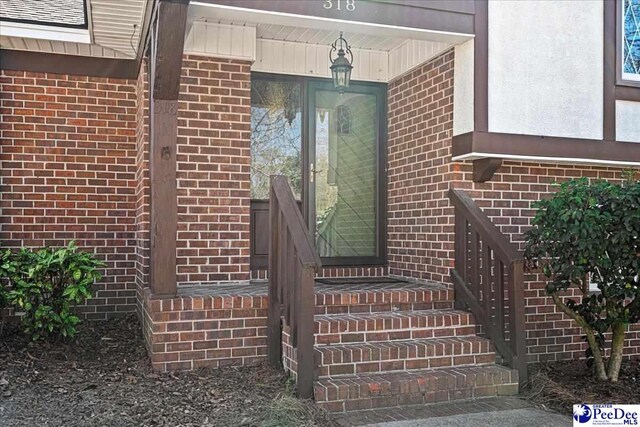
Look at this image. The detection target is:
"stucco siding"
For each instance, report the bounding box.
[488,0,604,140]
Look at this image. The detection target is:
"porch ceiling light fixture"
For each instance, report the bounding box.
[329,32,353,94]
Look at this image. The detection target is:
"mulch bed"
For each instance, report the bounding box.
[525,359,640,414]
[0,315,336,427]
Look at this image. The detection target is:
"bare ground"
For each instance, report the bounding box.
[0,315,336,427]
[524,359,640,414]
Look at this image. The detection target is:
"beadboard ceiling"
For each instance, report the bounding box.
[227,22,407,52]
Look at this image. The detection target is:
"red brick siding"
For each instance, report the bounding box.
[0,69,138,319]
[387,49,640,362]
[176,55,251,285]
[142,291,267,371]
[455,163,640,362]
[387,50,456,284]
[250,266,388,281]
[135,61,150,313]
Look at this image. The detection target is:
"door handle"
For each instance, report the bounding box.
[310,163,323,183]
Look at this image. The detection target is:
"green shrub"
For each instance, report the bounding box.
[524,175,640,382]
[0,249,13,305]
[2,242,104,341]
[0,249,17,331]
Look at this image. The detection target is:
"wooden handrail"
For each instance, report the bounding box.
[449,189,528,384]
[267,175,321,399]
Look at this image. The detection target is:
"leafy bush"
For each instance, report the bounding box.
[524,175,640,382]
[0,249,17,331]
[0,249,14,305]
[1,242,104,340]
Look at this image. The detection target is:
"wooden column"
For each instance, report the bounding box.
[148,0,189,298]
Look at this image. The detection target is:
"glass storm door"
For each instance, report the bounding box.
[307,81,386,266]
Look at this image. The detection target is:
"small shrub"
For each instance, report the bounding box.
[3,242,104,341]
[524,176,640,382]
[0,248,17,331]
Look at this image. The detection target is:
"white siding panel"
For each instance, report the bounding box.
[616,101,640,143]
[90,0,147,58]
[252,39,389,82]
[388,39,451,80]
[488,0,603,140]
[184,21,256,61]
[294,42,306,75]
[453,39,474,136]
[0,36,131,58]
[217,25,232,56]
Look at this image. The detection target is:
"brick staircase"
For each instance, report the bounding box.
[302,281,519,413]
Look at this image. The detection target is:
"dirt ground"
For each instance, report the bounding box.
[525,359,640,414]
[0,315,335,427]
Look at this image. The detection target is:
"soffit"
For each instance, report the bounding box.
[233,22,406,52]
[0,0,149,59]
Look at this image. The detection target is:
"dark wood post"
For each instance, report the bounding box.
[297,265,316,399]
[509,259,528,384]
[148,0,189,298]
[267,183,282,367]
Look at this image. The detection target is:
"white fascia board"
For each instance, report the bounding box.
[452,152,640,168]
[0,21,90,44]
[189,2,473,45]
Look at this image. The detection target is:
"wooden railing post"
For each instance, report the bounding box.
[508,259,528,383]
[267,175,321,399]
[297,266,316,399]
[267,184,282,367]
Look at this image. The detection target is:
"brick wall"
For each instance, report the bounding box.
[387,49,640,362]
[135,61,150,314]
[387,50,456,284]
[141,288,267,371]
[455,163,640,362]
[176,55,252,285]
[0,70,138,319]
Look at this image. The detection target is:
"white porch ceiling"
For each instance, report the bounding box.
[229,22,407,52]
[186,2,470,82]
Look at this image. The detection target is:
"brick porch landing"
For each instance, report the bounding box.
[140,279,518,410]
[141,280,452,371]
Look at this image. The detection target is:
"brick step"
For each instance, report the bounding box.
[314,309,477,345]
[314,365,519,413]
[315,336,496,378]
[314,282,454,315]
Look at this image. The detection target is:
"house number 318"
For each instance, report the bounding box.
[324,0,356,12]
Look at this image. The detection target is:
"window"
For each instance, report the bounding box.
[622,0,640,82]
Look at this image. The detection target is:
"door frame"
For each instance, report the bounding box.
[249,72,387,269]
[306,79,387,267]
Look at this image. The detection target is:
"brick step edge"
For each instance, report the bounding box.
[315,301,455,315]
[314,365,519,413]
[314,310,479,345]
[315,287,454,307]
[315,337,496,377]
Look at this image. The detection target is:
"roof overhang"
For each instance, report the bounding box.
[0,20,90,44]
[190,0,474,45]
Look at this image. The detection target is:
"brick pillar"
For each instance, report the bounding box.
[176,55,252,285]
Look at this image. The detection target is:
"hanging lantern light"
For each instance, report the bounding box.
[329,32,353,94]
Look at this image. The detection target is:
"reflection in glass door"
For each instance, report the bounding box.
[251,77,302,199]
[309,83,385,264]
